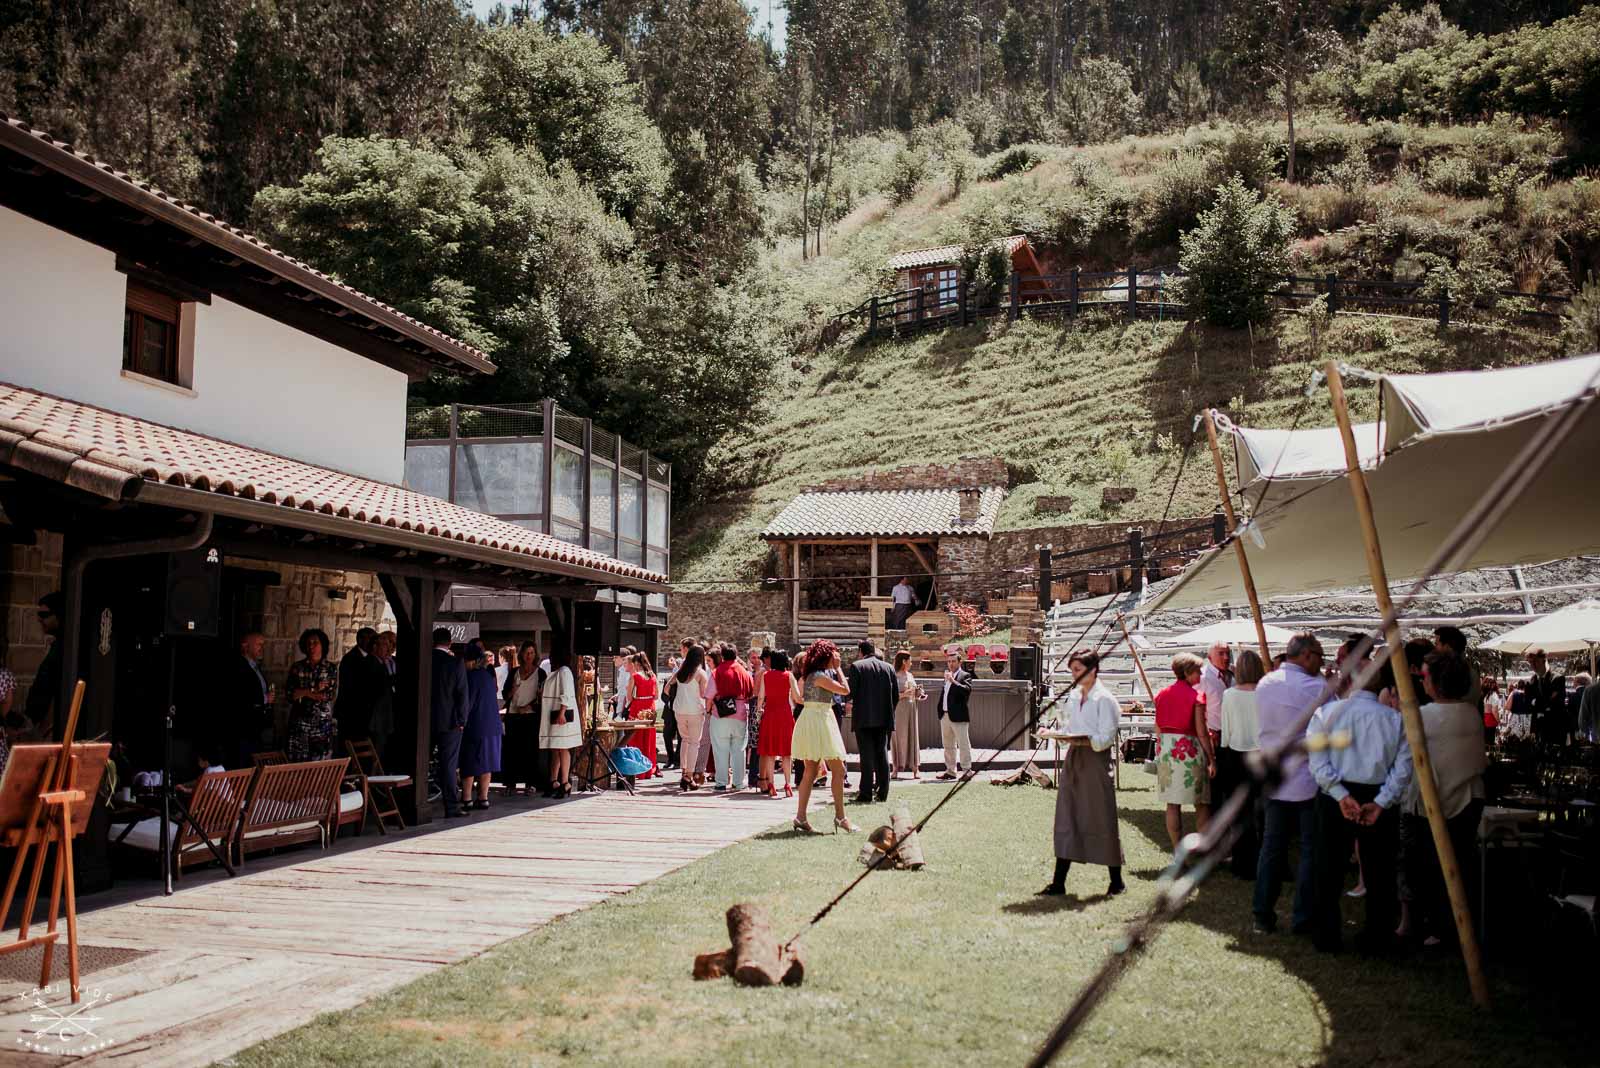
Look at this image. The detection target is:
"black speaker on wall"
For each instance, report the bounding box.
[164,547,222,637]
[574,601,622,658]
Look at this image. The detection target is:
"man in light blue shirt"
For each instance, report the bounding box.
[1307,659,1413,955]
[1251,633,1327,935]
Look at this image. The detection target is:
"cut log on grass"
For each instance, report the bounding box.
[779,939,806,986]
[694,904,809,987]
[693,950,732,980]
[728,903,784,986]
[888,807,926,869]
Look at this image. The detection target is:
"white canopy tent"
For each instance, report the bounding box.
[1138,355,1600,617]
[1481,598,1600,657]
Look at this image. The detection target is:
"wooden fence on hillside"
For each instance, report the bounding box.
[832,266,1573,341]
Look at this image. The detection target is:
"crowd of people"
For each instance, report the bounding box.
[649,636,976,836]
[1039,624,1579,957]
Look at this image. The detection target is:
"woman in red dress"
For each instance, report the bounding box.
[756,648,799,797]
[624,651,660,779]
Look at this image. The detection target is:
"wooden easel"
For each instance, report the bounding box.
[0,680,110,1002]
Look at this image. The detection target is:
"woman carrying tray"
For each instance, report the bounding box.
[1037,649,1126,898]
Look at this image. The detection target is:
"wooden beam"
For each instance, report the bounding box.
[870,539,879,597]
[1203,409,1272,663]
[904,541,934,575]
[1326,362,1490,1009]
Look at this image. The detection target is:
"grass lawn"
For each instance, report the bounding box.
[234,778,1582,1067]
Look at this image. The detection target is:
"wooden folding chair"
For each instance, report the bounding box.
[344,739,412,835]
[251,750,288,768]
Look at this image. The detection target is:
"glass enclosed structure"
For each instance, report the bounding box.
[404,401,669,632]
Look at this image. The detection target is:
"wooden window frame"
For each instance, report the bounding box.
[121,277,198,391]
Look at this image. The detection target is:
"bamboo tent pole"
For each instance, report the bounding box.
[1202,409,1273,663]
[1324,362,1491,1009]
[1117,614,1157,702]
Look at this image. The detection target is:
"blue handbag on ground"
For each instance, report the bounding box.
[610,746,652,777]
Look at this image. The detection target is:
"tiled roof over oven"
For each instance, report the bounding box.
[0,383,665,588]
[885,235,1027,272]
[761,487,1005,539]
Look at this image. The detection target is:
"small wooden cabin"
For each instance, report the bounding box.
[884,235,1046,320]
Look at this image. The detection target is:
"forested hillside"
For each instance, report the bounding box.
[2,1,1597,576]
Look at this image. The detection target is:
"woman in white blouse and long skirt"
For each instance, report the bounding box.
[1039,650,1126,897]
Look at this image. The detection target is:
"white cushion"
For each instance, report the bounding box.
[339,790,364,814]
[243,819,324,840]
[119,817,224,855]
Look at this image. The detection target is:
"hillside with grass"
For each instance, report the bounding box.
[675,113,1591,587]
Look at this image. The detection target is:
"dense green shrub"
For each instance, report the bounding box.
[887,144,928,205]
[1142,149,1219,250]
[1177,176,1296,328]
[1058,58,1141,145]
[1561,276,1600,355]
[983,145,1044,182]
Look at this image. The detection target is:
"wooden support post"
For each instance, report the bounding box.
[1326,272,1339,315]
[870,539,879,597]
[1439,290,1452,328]
[867,296,878,339]
[1127,265,1137,320]
[1037,545,1052,611]
[1325,361,1491,1009]
[916,285,925,323]
[958,277,969,326]
[1069,266,1080,316]
[1008,272,1020,321]
[791,541,801,646]
[1203,409,1272,663]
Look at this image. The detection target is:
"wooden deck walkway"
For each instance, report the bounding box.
[0,781,800,1066]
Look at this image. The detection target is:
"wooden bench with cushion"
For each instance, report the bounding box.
[116,767,254,880]
[236,759,348,864]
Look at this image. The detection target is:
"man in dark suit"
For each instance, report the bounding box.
[224,630,273,768]
[936,647,974,780]
[1524,649,1568,746]
[430,626,470,817]
[847,640,900,803]
[335,627,392,749]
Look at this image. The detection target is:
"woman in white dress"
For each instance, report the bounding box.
[1038,650,1125,897]
[672,644,711,792]
[539,645,582,798]
[792,639,858,835]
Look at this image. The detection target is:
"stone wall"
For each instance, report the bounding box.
[661,590,788,655]
[810,455,1008,493]
[0,532,63,714]
[0,539,388,731]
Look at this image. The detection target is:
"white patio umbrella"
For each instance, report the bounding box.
[1481,599,1600,669]
[1168,618,1298,648]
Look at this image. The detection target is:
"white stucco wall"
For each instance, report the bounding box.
[0,205,410,484]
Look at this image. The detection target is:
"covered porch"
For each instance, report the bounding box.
[0,384,667,892]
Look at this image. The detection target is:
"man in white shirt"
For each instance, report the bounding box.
[888,577,918,630]
[1198,642,1231,749]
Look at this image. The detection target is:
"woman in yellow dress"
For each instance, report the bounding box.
[792,639,858,835]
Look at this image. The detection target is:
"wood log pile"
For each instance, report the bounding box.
[692,904,806,987]
[806,577,868,610]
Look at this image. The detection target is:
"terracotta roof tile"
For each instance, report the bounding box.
[0,384,664,587]
[0,116,492,375]
[761,487,1005,539]
[885,235,1027,272]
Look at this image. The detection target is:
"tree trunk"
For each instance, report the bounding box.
[816,115,837,258]
[1284,68,1297,184]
